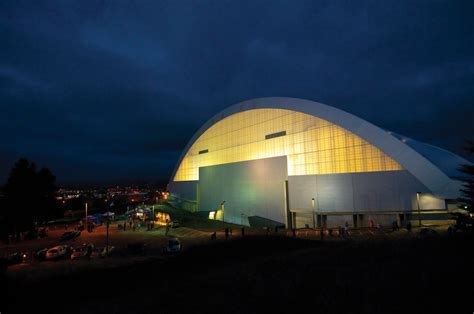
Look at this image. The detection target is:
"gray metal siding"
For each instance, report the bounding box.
[199,156,288,225]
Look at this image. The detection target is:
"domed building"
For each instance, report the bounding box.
[168,97,467,228]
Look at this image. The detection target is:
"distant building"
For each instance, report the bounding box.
[169,97,468,228]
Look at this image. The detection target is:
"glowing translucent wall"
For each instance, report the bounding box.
[174,109,402,181]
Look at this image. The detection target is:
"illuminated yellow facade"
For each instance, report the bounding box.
[174,109,402,181]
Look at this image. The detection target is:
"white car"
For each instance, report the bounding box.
[162,238,181,253]
[45,245,68,260]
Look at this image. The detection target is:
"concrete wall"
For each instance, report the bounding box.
[198,156,288,225]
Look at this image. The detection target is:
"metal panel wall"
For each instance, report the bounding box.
[199,156,288,225]
[288,170,445,228]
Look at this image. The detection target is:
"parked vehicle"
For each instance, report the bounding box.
[60,231,81,242]
[34,248,48,261]
[7,252,27,265]
[162,237,181,254]
[417,228,439,239]
[448,213,474,235]
[90,246,115,258]
[45,245,70,260]
[71,243,94,260]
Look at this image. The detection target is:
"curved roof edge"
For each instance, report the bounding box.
[170,97,461,199]
[388,132,470,180]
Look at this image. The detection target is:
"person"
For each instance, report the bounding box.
[343,222,349,238]
[211,232,216,240]
[165,221,170,235]
[407,222,412,232]
[392,221,399,232]
[123,221,126,231]
[369,220,374,230]
[376,223,383,232]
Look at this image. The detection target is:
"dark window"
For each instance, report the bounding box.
[265,131,286,140]
[199,149,209,154]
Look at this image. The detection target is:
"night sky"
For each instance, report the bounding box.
[1,1,473,185]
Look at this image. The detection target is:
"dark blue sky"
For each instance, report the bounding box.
[1,0,473,185]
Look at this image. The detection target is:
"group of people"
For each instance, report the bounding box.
[368,220,385,232]
[368,219,412,232]
[338,222,350,238]
[119,218,172,234]
[6,225,49,244]
[119,219,141,232]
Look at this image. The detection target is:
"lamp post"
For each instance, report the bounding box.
[318,197,323,241]
[84,202,88,231]
[104,212,112,256]
[311,197,316,229]
[416,192,421,227]
[106,217,110,256]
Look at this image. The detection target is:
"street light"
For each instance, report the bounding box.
[311,197,316,229]
[103,212,112,256]
[84,202,88,231]
[416,192,422,227]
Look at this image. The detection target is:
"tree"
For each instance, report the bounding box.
[1,158,60,238]
[459,140,474,213]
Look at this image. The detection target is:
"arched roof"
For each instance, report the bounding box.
[170,97,462,199]
[389,132,470,180]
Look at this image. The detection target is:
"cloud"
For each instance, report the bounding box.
[0,0,473,184]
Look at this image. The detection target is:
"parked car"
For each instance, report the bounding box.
[34,248,48,261]
[45,245,69,260]
[162,237,181,254]
[7,252,27,266]
[417,228,439,239]
[71,243,94,260]
[90,246,115,258]
[448,213,474,235]
[60,231,81,242]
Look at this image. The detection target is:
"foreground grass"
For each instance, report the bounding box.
[5,234,474,314]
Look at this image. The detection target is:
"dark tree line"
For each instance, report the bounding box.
[0,158,61,239]
[459,140,474,212]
